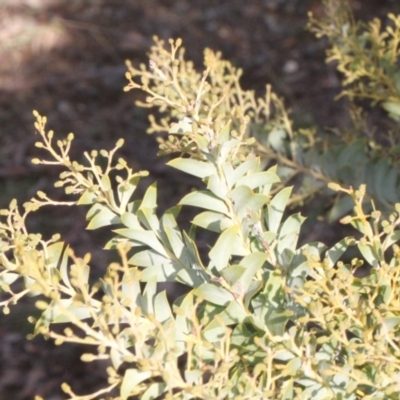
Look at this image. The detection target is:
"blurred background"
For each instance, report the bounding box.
[0,0,399,398]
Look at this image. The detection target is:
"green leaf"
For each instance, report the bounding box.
[274,349,296,362]
[252,272,289,334]
[237,252,267,292]
[140,182,157,209]
[121,269,141,308]
[169,116,193,134]
[383,230,400,251]
[381,164,399,204]
[137,207,160,232]
[358,241,379,268]
[219,139,240,164]
[167,158,216,178]
[192,211,233,233]
[178,232,209,284]
[268,128,287,152]
[203,301,246,340]
[115,228,167,257]
[329,373,352,397]
[121,211,141,229]
[184,370,204,385]
[281,378,294,400]
[223,158,259,189]
[243,280,263,309]
[128,249,171,267]
[229,186,269,220]
[325,239,348,267]
[141,280,157,315]
[193,133,210,152]
[175,291,196,338]
[216,121,231,144]
[47,242,71,290]
[382,316,400,332]
[222,265,246,287]
[120,369,152,400]
[0,272,19,286]
[277,213,305,254]
[236,171,279,190]
[131,231,207,287]
[161,206,181,229]
[154,290,172,323]
[179,191,229,214]
[35,299,95,330]
[207,174,227,198]
[266,187,292,233]
[209,225,240,271]
[231,324,267,364]
[118,175,140,211]
[86,204,120,229]
[337,140,365,170]
[110,347,125,371]
[382,101,400,118]
[141,383,167,400]
[77,188,97,205]
[282,357,302,377]
[194,283,234,306]
[100,174,112,191]
[222,253,266,298]
[140,264,178,282]
[164,225,184,258]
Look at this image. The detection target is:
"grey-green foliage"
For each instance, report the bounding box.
[306,0,400,218]
[122,38,400,397]
[0,4,400,400]
[125,3,400,222]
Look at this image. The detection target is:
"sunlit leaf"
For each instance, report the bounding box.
[169,116,193,134]
[121,211,141,229]
[207,174,227,198]
[164,226,184,258]
[223,158,259,189]
[325,239,348,267]
[179,191,229,214]
[120,369,152,400]
[229,186,269,220]
[192,211,233,233]
[141,383,167,400]
[115,228,167,256]
[77,188,97,205]
[118,175,140,211]
[209,225,240,271]
[154,290,172,323]
[194,283,234,306]
[277,213,305,254]
[236,171,279,190]
[266,187,292,233]
[140,182,157,209]
[357,242,379,268]
[168,158,216,178]
[86,203,120,229]
[128,248,171,267]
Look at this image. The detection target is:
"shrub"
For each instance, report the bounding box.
[1,1,400,399]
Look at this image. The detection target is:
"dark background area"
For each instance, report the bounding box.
[1,1,399,398]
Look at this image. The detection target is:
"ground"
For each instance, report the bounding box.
[0,1,399,399]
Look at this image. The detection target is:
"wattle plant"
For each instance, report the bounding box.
[1,3,400,399]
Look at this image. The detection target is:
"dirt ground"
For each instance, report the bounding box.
[1,1,400,399]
